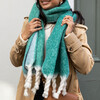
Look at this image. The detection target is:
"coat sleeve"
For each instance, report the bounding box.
[64,24,94,75]
[10,18,28,67]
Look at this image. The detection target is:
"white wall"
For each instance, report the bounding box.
[0,0,74,100]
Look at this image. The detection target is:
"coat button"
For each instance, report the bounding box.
[69,47,73,51]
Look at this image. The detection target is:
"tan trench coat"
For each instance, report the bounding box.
[10,17,94,100]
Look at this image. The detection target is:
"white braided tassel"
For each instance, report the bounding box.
[24,65,32,96]
[62,81,67,96]
[42,75,52,98]
[53,76,66,99]
[31,67,41,94]
[52,74,58,94]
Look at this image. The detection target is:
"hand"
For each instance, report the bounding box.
[61,15,75,36]
[21,18,42,40]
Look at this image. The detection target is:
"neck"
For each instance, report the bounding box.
[47,22,56,24]
[44,21,56,27]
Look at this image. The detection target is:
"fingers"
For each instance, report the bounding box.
[31,23,42,29]
[61,15,74,26]
[29,20,42,29]
[29,19,42,33]
[23,18,42,40]
[61,19,70,26]
[32,21,41,25]
[64,15,73,21]
[30,18,41,23]
[31,27,42,33]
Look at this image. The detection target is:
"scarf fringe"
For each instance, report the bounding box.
[24,68,68,99]
[53,76,67,99]
[52,74,58,93]
[31,67,41,94]
[24,66,41,96]
[24,65,32,96]
[42,75,52,98]
[62,80,67,96]
[42,75,67,99]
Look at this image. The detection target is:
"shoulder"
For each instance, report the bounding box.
[23,16,29,23]
[24,16,29,19]
[73,23,88,38]
[75,23,88,30]
[73,23,88,36]
[21,16,29,27]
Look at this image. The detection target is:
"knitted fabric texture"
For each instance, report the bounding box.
[22,0,77,99]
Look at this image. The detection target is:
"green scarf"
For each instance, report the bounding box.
[22,0,77,99]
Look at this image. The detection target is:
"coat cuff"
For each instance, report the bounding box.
[64,34,71,38]
[20,33,28,44]
[64,32,82,53]
[15,35,27,47]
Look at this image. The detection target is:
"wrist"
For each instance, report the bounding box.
[65,33,70,36]
[65,26,74,36]
[65,29,73,36]
[21,32,29,41]
[64,33,71,38]
[20,33,28,43]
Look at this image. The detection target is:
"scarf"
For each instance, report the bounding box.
[22,0,77,99]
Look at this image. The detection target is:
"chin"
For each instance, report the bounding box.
[42,7,51,10]
[40,3,53,10]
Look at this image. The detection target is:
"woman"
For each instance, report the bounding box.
[10,0,94,100]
